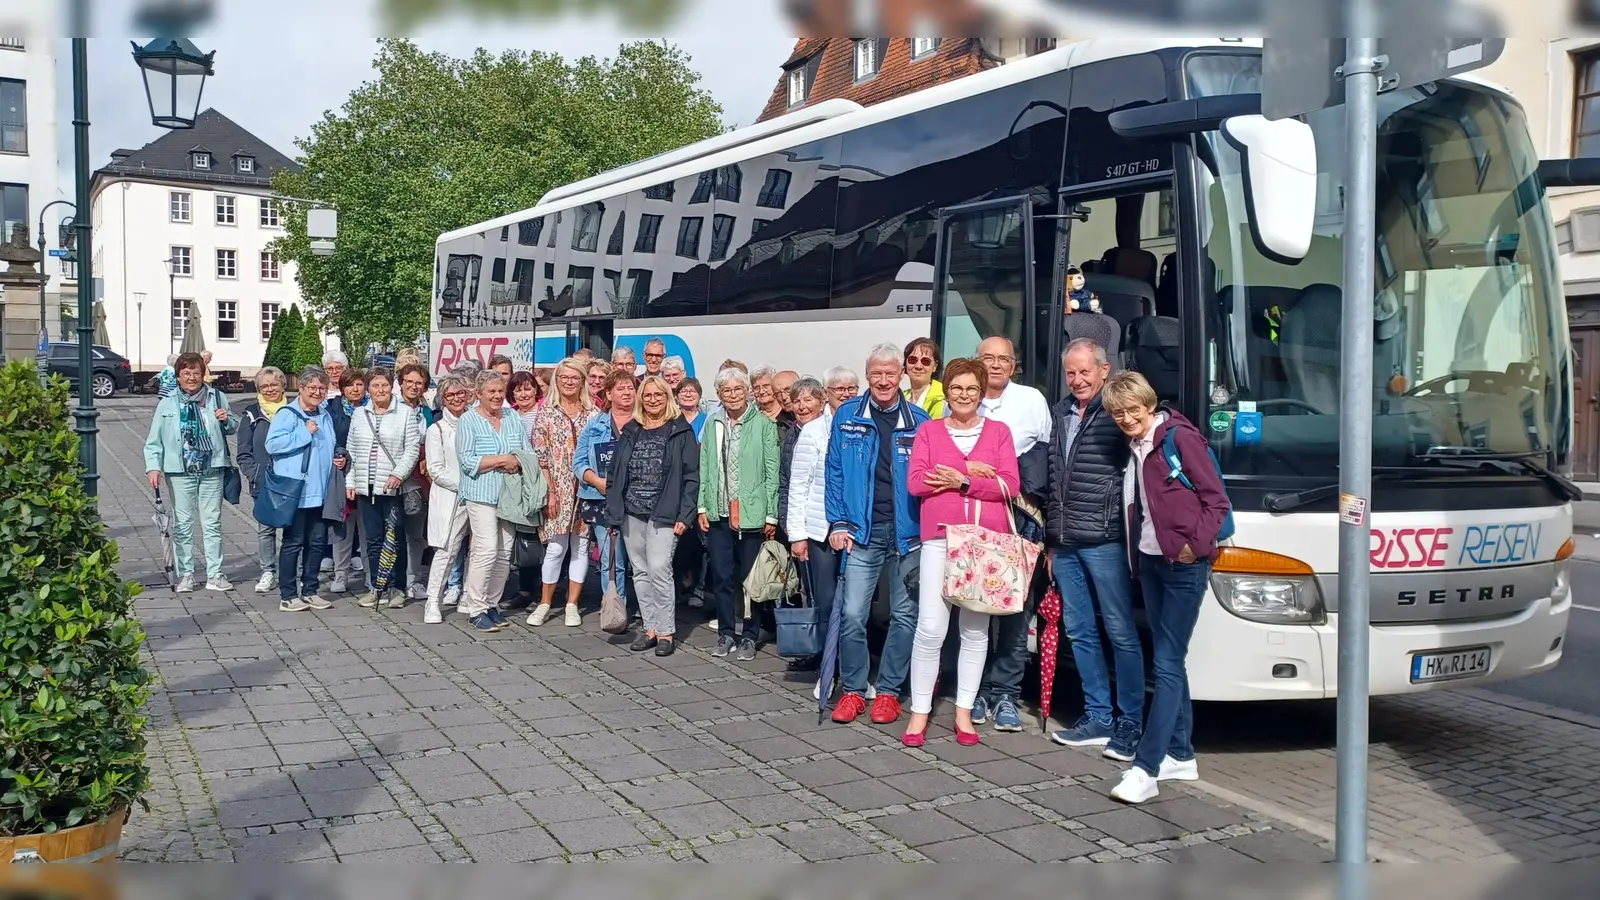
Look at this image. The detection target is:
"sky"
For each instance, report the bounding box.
[50,0,797,211]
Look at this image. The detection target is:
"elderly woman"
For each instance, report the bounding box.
[782,375,834,672]
[661,356,686,391]
[698,367,781,662]
[156,354,179,398]
[751,366,785,421]
[456,370,528,632]
[238,365,290,594]
[577,369,638,619]
[264,366,340,612]
[611,345,638,373]
[903,338,946,418]
[321,351,349,390]
[528,356,594,627]
[676,376,707,439]
[323,367,368,591]
[823,365,861,415]
[397,363,434,599]
[144,351,236,592]
[346,368,424,610]
[586,358,612,413]
[422,372,475,624]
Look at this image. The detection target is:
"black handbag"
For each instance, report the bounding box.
[512,528,545,570]
[774,562,822,659]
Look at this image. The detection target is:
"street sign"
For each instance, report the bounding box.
[37,329,48,354]
[48,248,69,258]
[1262,36,1506,121]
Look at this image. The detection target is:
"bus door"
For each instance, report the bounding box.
[930,196,1038,387]
[570,317,615,360]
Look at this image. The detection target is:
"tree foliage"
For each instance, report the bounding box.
[292,312,327,375]
[378,0,688,31]
[0,362,151,836]
[261,305,299,374]
[272,38,725,347]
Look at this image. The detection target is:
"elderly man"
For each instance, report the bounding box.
[1046,338,1144,758]
[661,356,687,390]
[612,345,638,373]
[970,335,1053,732]
[774,370,798,413]
[826,344,928,725]
[642,338,668,377]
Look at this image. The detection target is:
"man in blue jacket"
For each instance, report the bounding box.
[826,343,929,726]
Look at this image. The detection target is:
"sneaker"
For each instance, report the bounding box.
[1103,719,1142,763]
[870,694,902,725]
[303,594,333,610]
[385,589,408,610]
[992,696,1023,732]
[470,612,502,632]
[279,597,310,612]
[486,607,506,626]
[864,684,878,701]
[832,691,868,724]
[654,638,676,657]
[786,655,820,672]
[710,635,735,657]
[564,605,581,627]
[1158,755,1199,782]
[254,571,276,593]
[350,557,365,573]
[442,586,461,607]
[735,638,756,661]
[1050,714,1115,748]
[1110,767,1159,804]
[319,558,333,574]
[174,575,195,593]
[423,597,443,625]
[330,576,348,594]
[205,575,233,592]
[630,633,658,652]
[408,583,427,600]
[357,590,381,609]
[687,592,704,608]
[527,604,553,626]
[970,695,990,725]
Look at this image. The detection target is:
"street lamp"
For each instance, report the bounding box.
[164,256,179,354]
[34,202,77,381]
[130,38,215,130]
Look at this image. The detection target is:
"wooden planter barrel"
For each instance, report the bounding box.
[1,806,127,864]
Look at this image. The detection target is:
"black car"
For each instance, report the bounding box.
[46,343,133,398]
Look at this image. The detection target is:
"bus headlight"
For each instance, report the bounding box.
[1552,559,1571,607]
[1211,573,1326,625]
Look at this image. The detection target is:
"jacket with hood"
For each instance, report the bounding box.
[1121,408,1232,568]
[824,394,929,554]
[606,415,700,530]
[905,379,946,419]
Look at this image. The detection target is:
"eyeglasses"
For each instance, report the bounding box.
[444,389,472,400]
[1109,408,1148,422]
[403,379,426,388]
[946,384,982,396]
[558,374,584,383]
[301,384,327,394]
[644,352,666,360]
[905,355,935,367]
[980,354,1014,366]
[828,386,857,394]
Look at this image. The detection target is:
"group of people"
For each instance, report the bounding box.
[143,330,1230,806]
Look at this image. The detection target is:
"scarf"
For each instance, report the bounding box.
[178,387,214,475]
[257,394,289,420]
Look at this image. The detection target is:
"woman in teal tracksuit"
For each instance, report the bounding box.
[144,351,237,592]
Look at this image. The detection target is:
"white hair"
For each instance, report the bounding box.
[714,367,751,393]
[661,355,685,374]
[824,365,858,387]
[865,342,903,369]
[644,337,667,351]
[611,346,637,362]
[256,366,286,387]
[166,354,178,366]
[1063,337,1110,367]
[322,350,349,367]
[750,364,777,382]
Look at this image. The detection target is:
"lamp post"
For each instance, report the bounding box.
[164,256,179,355]
[35,204,76,371]
[133,292,146,375]
[130,37,215,130]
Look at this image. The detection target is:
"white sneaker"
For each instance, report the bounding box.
[564,605,581,627]
[319,558,333,573]
[279,597,310,613]
[527,604,552,626]
[254,571,276,593]
[350,557,365,573]
[1110,767,1159,805]
[174,575,195,593]
[357,590,381,609]
[1158,755,1199,782]
[865,684,877,701]
[304,594,333,611]
[330,576,348,594]
[442,586,460,607]
[408,583,427,600]
[205,575,233,592]
[423,597,443,625]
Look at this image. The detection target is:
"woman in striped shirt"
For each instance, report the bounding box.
[454,370,528,632]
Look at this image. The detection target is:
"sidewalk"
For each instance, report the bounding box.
[97,398,1324,863]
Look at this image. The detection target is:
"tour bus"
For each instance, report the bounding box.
[432,38,1589,701]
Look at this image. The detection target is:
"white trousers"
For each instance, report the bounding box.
[426,503,471,605]
[461,501,511,617]
[908,539,992,715]
[541,531,591,586]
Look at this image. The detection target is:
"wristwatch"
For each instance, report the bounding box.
[959,477,971,495]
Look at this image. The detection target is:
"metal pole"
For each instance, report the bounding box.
[1335,2,1380,866]
[71,33,98,497]
[169,269,176,355]
[36,231,47,382]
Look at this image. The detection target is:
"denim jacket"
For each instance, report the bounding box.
[574,410,625,502]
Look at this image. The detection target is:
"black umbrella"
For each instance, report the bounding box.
[815,548,850,724]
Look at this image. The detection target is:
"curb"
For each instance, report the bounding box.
[1457,688,1600,731]
[1179,778,1416,863]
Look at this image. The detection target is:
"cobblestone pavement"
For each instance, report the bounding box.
[96,395,1600,863]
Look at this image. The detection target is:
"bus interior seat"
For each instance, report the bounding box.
[1103,247,1158,291]
[1156,253,1217,319]
[1229,285,1304,404]
[1279,283,1343,414]
[1082,273,1153,333]
[1127,315,1181,402]
[1063,311,1122,369]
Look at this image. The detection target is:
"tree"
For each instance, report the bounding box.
[292,311,326,375]
[378,0,687,31]
[272,39,724,347]
[261,306,298,373]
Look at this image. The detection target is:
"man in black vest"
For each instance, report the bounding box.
[1045,338,1145,762]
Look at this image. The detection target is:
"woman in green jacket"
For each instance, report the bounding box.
[697,366,780,662]
[144,352,238,592]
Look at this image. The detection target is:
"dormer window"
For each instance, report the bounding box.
[854,39,880,81]
[190,150,211,170]
[787,67,806,107]
[236,155,255,173]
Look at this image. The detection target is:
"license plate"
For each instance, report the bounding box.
[1410,646,1491,683]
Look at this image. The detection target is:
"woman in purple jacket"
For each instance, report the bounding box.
[1101,371,1231,805]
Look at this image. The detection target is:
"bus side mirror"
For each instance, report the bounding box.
[1538,158,1600,187]
[1220,115,1317,264]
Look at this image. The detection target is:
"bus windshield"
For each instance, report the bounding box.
[1187,53,1571,482]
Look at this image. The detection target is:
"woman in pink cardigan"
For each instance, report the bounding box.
[903,358,1021,747]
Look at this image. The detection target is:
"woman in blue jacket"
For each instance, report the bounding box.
[264,366,339,612]
[576,370,638,617]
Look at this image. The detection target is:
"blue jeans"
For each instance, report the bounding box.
[838,523,919,696]
[979,576,1039,702]
[596,523,634,612]
[279,507,328,601]
[358,496,408,591]
[1054,543,1145,727]
[449,556,463,590]
[1133,553,1208,777]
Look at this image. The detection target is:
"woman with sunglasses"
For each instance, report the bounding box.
[903,337,946,419]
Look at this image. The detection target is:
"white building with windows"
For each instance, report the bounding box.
[0,27,66,362]
[90,108,323,376]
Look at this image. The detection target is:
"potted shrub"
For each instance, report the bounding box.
[0,361,152,863]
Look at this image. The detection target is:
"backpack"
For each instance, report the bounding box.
[742,540,801,617]
[1159,428,1235,543]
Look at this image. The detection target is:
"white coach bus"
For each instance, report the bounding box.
[432,38,1590,701]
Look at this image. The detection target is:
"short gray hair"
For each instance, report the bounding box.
[321,350,348,367]
[474,369,506,392]
[661,355,685,374]
[434,372,472,404]
[791,376,825,404]
[824,365,858,387]
[644,337,667,351]
[612,346,637,362]
[1063,337,1109,367]
[865,342,903,369]
[298,365,329,388]
[452,359,483,376]
[750,365,777,382]
[714,367,751,393]
[256,366,286,388]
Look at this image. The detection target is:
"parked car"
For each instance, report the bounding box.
[46,343,133,398]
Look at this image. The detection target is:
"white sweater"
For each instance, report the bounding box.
[785,415,831,543]
[347,404,423,497]
[425,413,464,548]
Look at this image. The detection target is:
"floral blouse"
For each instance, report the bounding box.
[532,403,588,539]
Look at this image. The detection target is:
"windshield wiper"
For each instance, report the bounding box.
[1263,470,1418,513]
[1417,448,1585,503]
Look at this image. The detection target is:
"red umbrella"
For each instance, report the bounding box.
[1037,586,1063,733]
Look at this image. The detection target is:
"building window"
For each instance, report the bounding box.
[170,191,191,223]
[260,301,281,341]
[170,245,192,276]
[709,214,736,261]
[757,169,792,208]
[635,213,663,253]
[191,151,211,170]
[216,249,237,279]
[751,218,771,238]
[911,38,941,59]
[676,217,703,259]
[690,171,715,204]
[0,78,26,154]
[1577,51,1600,157]
[606,213,626,256]
[171,297,191,340]
[517,217,544,245]
[854,39,880,81]
[642,182,674,201]
[567,265,595,309]
[236,155,255,173]
[622,268,652,312]
[787,66,807,107]
[259,199,281,227]
[0,182,26,241]
[216,300,238,341]
[215,195,236,225]
[572,203,603,252]
[546,210,559,247]
[1028,38,1058,56]
[0,38,24,50]
[500,225,509,241]
[260,251,280,281]
[715,165,742,203]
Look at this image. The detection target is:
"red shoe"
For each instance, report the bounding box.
[901,729,926,748]
[832,692,867,724]
[870,694,902,725]
[956,727,981,747]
